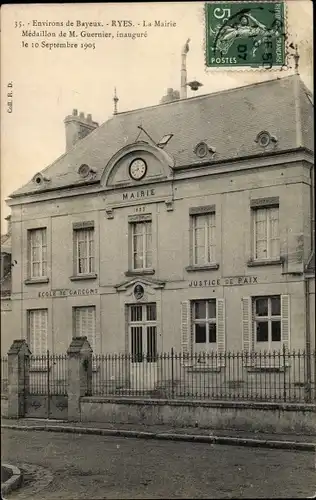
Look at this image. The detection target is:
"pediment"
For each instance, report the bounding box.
[115,276,166,293]
[101,141,175,188]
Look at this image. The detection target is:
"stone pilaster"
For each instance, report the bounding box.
[67,336,92,422]
[7,339,31,419]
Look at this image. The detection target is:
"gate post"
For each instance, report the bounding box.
[67,336,92,422]
[7,339,31,419]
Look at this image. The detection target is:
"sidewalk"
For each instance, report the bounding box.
[2,417,316,451]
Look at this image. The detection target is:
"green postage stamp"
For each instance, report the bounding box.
[205,1,286,69]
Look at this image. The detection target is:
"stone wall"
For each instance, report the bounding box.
[80,397,316,435]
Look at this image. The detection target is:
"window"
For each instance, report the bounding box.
[74,306,96,352]
[27,309,48,355]
[28,228,47,278]
[192,300,217,348]
[191,212,216,265]
[131,221,152,270]
[74,228,95,275]
[181,299,225,367]
[254,296,281,349]
[253,206,279,260]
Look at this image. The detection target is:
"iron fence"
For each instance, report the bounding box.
[91,349,316,403]
[27,352,68,395]
[1,356,8,395]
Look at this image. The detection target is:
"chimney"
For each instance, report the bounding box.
[5,215,11,235]
[159,88,180,104]
[64,109,99,151]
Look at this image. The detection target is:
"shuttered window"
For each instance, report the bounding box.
[27,309,48,355]
[28,228,47,278]
[181,298,225,367]
[74,228,95,275]
[253,206,280,260]
[254,296,281,348]
[242,295,290,365]
[74,306,97,352]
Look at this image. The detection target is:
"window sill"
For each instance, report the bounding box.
[70,273,98,281]
[185,264,220,272]
[247,258,284,267]
[24,277,49,285]
[125,269,155,277]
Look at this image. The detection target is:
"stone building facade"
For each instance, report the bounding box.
[2,76,314,383]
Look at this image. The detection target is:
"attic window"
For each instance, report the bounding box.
[255,131,278,148]
[193,142,216,159]
[32,173,50,185]
[78,164,91,178]
[195,142,208,158]
[157,134,173,148]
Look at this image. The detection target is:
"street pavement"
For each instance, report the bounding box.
[1,428,316,499]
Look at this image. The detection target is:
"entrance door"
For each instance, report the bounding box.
[129,303,158,390]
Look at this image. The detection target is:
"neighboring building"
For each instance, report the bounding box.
[2,76,314,382]
[1,215,13,346]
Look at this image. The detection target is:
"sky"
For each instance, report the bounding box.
[0,1,313,232]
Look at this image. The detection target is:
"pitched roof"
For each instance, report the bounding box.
[9,75,314,198]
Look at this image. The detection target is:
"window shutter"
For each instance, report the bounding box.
[86,307,96,352]
[28,309,47,356]
[281,294,290,352]
[242,297,253,366]
[181,301,191,366]
[216,298,225,367]
[74,306,96,352]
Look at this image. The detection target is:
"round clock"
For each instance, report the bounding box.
[129,158,147,181]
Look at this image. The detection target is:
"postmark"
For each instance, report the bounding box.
[205,1,287,69]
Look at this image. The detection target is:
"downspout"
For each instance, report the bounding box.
[294,72,314,401]
[304,138,315,403]
[304,276,311,402]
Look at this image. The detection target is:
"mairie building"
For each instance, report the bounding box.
[1,75,315,373]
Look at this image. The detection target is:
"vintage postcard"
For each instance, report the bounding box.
[1,2,314,499]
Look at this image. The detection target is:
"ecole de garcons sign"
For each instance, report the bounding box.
[37,276,258,297]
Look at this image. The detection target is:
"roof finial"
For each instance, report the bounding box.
[181,38,190,99]
[113,87,119,115]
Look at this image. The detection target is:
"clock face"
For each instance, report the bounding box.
[129,158,147,181]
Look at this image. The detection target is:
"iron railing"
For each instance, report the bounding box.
[91,349,316,403]
[1,356,8,395]
[27,352,68,395]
